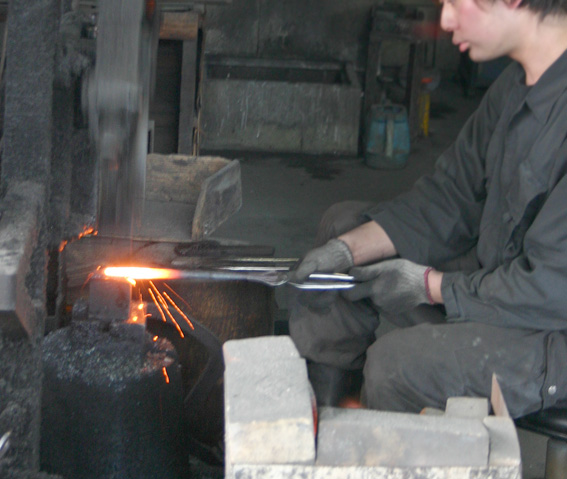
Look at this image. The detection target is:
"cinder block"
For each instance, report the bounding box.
[483,416,521,467]
[223,336,300,363]
[315,407,489,468]
[224,341,315,465]
[446,397,490,419]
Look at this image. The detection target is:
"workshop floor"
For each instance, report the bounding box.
[210,77,548,478]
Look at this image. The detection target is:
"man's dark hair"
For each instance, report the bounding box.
[518,0,567,17]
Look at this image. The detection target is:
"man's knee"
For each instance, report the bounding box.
[362,329,416,411]
[362,326,460,412]
[315,201,373,246]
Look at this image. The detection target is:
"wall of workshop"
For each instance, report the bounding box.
[203,0,460,74]
[151,0,462,155]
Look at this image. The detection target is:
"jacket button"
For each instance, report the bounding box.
[548,385,557,395]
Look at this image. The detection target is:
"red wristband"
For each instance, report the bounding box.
[424,267,435,305]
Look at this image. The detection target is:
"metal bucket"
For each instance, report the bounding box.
[365,103,410,169]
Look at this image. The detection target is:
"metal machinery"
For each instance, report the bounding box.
[0,1,276,478]
[84,0,158,238]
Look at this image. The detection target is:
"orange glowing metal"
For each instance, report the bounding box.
[59,226,96,253]
[103,267,182,280]
[97,267,195,340]
[58,240,68,253]
[127,300,146,325]
[78,226,96,239]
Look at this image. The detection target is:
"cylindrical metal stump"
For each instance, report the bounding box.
[41,321,185,479]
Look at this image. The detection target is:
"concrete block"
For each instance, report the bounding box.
[315,407,489,468]
[223,336,300,363]
[0,181,44,337]
[229,463,521,479]
[483,417,521,467]
[224,349,315,465]
[421,407,445,416]
[446,397,490,419]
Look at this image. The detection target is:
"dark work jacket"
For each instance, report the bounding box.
[367,49,567,332]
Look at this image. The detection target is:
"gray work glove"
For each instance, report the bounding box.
[342,259,431,314]
[289,239,354,283]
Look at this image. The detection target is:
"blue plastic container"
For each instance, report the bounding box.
[365,103,410,169]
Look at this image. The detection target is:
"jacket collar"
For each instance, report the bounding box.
[523,47,567,124]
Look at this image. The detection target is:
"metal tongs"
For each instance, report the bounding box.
[0,431,11,460]
[169,257,356,289]
[199,267,356,290]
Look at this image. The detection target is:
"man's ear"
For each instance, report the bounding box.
[505,0,523,9]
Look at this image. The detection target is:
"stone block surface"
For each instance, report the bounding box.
[0,181,44,337]
[316,407,489,468]
[483,417,522,467]
[446,397,490,419]
[223,336,300,363]
[228,464,521,479]
[224,338,315,465]
[223,337,521,479]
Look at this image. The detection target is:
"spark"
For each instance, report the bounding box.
[163,282,195,314]
[93,266,197,340]
[162,291,194,330]
[149,281,185,338]
[147,286,167,323]
[162,367,170,384]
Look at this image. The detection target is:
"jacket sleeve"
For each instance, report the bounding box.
[366,69,512,266]
[443,168,567,331]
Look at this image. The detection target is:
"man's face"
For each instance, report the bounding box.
[440,0,520,62]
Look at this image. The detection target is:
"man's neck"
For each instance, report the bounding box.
[513,14,567,85]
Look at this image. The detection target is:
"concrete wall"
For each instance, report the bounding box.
[196,0,461,156]
[204,0,459,73]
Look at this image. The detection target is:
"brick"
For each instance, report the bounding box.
[446,397,490,419]
[483,417,521,467]
[223,336,300,363]
[224,344,315,465]
[315,407,489,468]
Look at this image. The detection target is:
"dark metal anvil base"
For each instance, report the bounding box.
[41,321,186,479]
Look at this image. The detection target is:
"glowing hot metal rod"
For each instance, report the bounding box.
[101,266,356,289]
